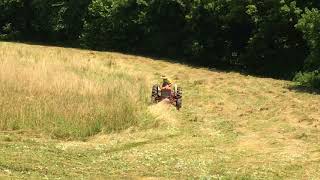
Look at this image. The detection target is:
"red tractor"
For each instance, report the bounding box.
[151,83,182,110]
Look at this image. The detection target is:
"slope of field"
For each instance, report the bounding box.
[0,42,320,179]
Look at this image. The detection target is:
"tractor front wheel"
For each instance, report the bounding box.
[176,87,182,110]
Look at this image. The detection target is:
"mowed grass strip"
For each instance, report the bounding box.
[0,43,151,139]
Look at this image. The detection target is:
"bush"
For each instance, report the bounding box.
[240,0,307,78]
[296,8,320,71]
[293,8,320,89]
[293,71,320,88]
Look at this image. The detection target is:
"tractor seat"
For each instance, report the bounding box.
[161,89,172,98]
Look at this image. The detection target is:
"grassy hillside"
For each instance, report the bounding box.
[1,42,320,179]
[0,42,152,139]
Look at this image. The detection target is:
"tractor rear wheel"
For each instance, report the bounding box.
[176,87,182,98]
[151,84,160,103]
[176,98,182,110]
[176,87,182,110]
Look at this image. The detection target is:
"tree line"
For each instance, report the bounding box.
[1,0,320,88]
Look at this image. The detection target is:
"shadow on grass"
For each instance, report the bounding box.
[2,40,294,81]
[287,85,320,95]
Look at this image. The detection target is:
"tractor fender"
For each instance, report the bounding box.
[173,84,178,96]
[157,85,161,96]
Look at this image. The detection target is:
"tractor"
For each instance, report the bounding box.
[151,83,182,110]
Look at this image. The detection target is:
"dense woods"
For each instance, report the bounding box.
[1,0,320,87]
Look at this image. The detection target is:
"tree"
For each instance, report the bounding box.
[296,8,320,71]
[241,0,307,78]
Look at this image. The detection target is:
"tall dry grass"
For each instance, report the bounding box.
[0,43,150,139]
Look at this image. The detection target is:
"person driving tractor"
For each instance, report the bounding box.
[151,75,182,110]
[161,76,172,88]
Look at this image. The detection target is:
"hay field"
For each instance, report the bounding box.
[0,42,320,179]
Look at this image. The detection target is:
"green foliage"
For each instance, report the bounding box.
[0,0,24,40]
[241,0,307,78]
[296,8,320,71]
[183,0,251,65]
[0,0,90,42]
[293,71,320,88]
[293,8,320,89]
[82,0,253,66]
[81,0,148,50]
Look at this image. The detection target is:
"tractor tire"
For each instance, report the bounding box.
[151,84,160,103]
[176,98,182,110]
[176,87,182,98]
[176,87,182,110]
